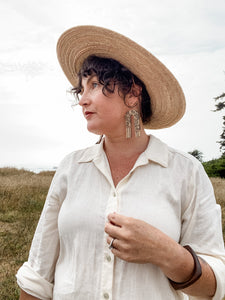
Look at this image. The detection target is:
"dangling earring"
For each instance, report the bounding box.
[125,110,141,138]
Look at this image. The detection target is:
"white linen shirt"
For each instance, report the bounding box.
[16,135,225,300]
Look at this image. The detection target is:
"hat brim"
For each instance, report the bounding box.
[57,25,186,129]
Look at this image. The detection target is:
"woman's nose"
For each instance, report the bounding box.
[78,91,90,107]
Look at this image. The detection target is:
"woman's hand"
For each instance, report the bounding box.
[104,212,216,298]
[105,212,180,266]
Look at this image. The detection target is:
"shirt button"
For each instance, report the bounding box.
[106,255,111,262]
[113,192,116,197]
[103,292,109,299]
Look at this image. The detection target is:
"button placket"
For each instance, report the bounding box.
[100,189,118,300]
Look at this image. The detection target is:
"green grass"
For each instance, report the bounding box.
[0,168,224,299]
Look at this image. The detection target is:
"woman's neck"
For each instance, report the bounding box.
[103,130,150,159]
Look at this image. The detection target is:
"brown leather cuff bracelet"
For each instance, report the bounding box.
[168,245,202,290]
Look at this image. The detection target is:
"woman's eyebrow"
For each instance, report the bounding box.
[81,74,98,88]
[87,75,98,83]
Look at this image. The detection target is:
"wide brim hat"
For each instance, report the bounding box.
[57,25,186,129]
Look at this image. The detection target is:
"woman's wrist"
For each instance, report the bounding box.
[159,242,195,283]
[168,245,202,289]
[20,290,41,300]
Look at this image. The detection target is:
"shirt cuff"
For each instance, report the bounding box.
[198,254,225,300]
[16,262,53,300]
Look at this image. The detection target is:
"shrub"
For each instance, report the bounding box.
[203,157,225,178]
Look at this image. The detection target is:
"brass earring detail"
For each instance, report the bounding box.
[125,110,141,138]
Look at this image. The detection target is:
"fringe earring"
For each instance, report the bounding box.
[125,110,141,138]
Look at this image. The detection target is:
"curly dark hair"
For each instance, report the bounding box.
[71,55,152,124]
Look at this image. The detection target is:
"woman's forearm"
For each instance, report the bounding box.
[19,290,41,300]
[159,244,216,297]
[181,257,216,297]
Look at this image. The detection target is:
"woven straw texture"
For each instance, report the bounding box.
[57,25,186,129]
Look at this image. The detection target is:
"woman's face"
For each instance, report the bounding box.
[78,75,131,137]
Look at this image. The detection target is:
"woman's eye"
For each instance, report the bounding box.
[92,82,98,88]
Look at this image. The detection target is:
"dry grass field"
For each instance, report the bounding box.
[0,168,54,299]
[0,168,224,299]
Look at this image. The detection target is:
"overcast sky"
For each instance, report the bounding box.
[1,0,225,170]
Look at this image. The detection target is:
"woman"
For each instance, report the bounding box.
[17,25,225,300]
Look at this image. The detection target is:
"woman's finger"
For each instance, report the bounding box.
[105,222,122,239]
[108,212,128,227]
[107,236,118,249]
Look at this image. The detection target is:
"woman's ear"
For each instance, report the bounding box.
[132,84,142,97]
[125,84,142,108]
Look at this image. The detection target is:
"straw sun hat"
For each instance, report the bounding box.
[57,25,186,129]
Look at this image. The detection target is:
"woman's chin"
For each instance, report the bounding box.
[87,125,103,136]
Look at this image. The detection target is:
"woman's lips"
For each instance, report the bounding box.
[84,111,94,119]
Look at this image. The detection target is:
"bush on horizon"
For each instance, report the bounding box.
[203,156,225,178]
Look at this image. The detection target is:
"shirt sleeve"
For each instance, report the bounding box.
[180,161,225,300]
[16,161,68,300]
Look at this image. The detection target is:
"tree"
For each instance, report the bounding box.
[213,92,225,156]
[188,149,203,162]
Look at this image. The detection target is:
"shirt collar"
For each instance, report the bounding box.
[143,135,169,168]
[78,142,105,163]
[78,135,169,168]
